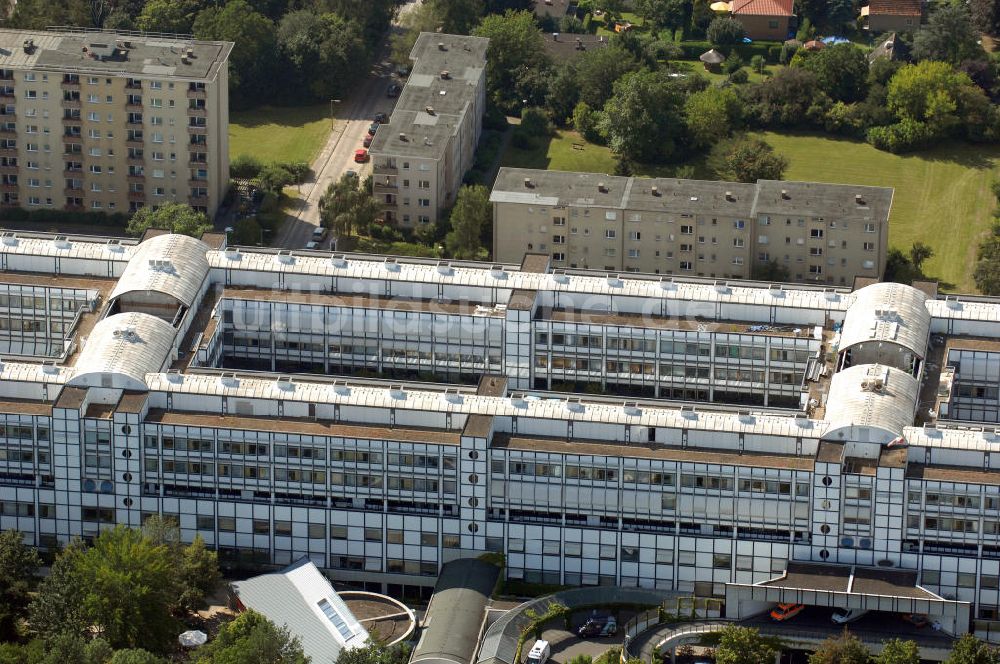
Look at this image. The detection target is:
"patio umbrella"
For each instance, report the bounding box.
[709,1,730,11]
[821,36,850,45]
[179,630,208,648]
[699,49,726,64]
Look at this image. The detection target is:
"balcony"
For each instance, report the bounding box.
[187,125,207,135]
[0,146,16,157]
[187,178,208,187]
[125,137,143,148]
[125,102,142,111]
[188,157,207,166]
[0,182,17,192]
[127,173,145,183]
[373,179,397,193]
[0,164,17,174]
[0,127,15,137]
[374,163,398,174]
[186,106,207,117]
[60,80,80,91]
[0,91,14,102]
[127,190,145,202]
[64,203,84,212]
[63,186,84,196]
[126,156,144,166]
[62,169,83,177]
[61,116,82,126]
[189,195,208,205]
[186,87,206,99]
[63,135,82,145]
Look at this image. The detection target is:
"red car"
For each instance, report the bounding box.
[353,149,369,163]
[770,603,805,621]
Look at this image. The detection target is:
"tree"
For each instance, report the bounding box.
[971,0,1000,36]
[473,10,551,113]
[752,260,790,281]
[798,43,869,103]
[945,633,1000,664]
[445,185,491,260]
[909,242,934,272]
[808,631,871,664]
[428,0,484,34]
[876,640,920,664]
[74,526,179,651]
[126,203,212,238]
[8,0,92,28]
[709,136,789,183]
[319,173,381,238]
[887,61,990,138]
[0,530,41,641]
[714,626,776,664]
[545,63,581,125]
[336,639,411,664]
[277,10,368,102]
[574,46,641,109]
[136,0,201,34]
[231,155,265,180]
[913,4,982,64]
[258,164,294,195]
[707,17,746,47]
[109,650,167,664]
[193,1,276,105]
[196,609,307,664]
[602,70,686,164]
[684,86,741,149]
[744,66,831,128]
[389,2,440,69]
[29,540,89,641]
[635,0,687,34]
[177,534,222,612]
[750,55,765,74]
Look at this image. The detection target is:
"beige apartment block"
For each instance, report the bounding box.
[369,33,488,228]
[0,28,232,219]
[491,168,892,286]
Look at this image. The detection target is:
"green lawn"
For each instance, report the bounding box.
[666,60,787,85]
[501,129,1000,293]
[753,132,1000,293]
[229,104,331,165]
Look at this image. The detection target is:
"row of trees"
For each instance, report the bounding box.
[712,626,999,664]
[7,0,403,108]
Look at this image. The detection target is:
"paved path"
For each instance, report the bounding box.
[273,0,422,250]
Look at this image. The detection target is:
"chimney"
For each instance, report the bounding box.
[399,132,407,141]
[553,32,559,41]
[438,42,447,51]
[855,193,865,205]
[598,182,607,193]
[440,70,450,79]
[651,185,659,196]
[425,105,435,115]
[725,190,734,202]
[524,178,533,188]
[780,189,789,200]
[185,47,194,58]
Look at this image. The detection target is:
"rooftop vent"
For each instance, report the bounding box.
[398,132,408,142]
[440,70,450,80]
[524,177,534,188]
[180,56,190,65]
[53,235,70,250]
[106,238,123,252]
[443,389,463,404]
[510,393,527,408]
[423,136,432,146]
[680,405,697,420]
[780,189,790,200]
[331,253,347,268]
[224,247,240,259]
[490,264,507,279]
[436,260,453,276]
[389,385,406,399]
[597,182,607,193]
[823,288,840,302]
[651,185,659,196]
[659,277,677,291]
[438,42,447,51]
[425,105,435,115]
[738,409,755,424]
[22,39,34,54]
[185,47,194,58]
[219,372,238,387]
[607,274,622,287]
[623,401,641,416]
[333,380,351,396]
[565,398,584,413]
[165,370,183,384]
[275,376,294,391]
[855,194,865,205]
[0,232,16,246]
[41,361,59,375]
[384,257,400,272]
[552,270,569,284]
[714,281,731,294]
[725,191,734,201]
[275,250,294,265]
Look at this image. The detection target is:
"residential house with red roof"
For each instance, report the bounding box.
[730,0,795,41]
[861,0,922,33]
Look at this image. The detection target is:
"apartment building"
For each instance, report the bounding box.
[491,168,892,286]
[0,28,231,218]
[2,233,1000,639]
[369,33,488,228]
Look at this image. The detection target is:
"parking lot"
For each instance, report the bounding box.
[531,609,640,664]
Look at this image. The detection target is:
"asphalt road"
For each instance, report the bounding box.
[272,0,421,250]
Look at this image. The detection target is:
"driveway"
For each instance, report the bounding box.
[272,0,423,250]
[532,609,640,664]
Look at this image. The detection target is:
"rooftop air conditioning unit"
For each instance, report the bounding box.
[331,253,347,268]
[220,372,238,387]
[436,261,453,276]
[440,70,450,79]
[623,401,641,416]
[53,235,70,249]
[437,42,446,51]
[490,264,506,279]
[425,106,435,115]
[607,274,622,287]
[443,389,463,404]
[276,250,294,265]
[275,376,294,391]
[524,178,533,188]
[725,191,734,201]
[651,185,659,196]
[389,385,406,399]
[398,132,408,142]
[384,258,400,272]
[552,271,569,284]
[597,182,607,193]
[0,232,16,246]
[333,380,351,396]
[780,189,790,200]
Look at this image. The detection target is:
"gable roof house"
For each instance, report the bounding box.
[730,0,796,41]
[861,0,922,33]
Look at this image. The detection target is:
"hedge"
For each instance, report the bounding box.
[0,207,128,227]
[677,40,783,63]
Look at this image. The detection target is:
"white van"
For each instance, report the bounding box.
[526,640,550,664]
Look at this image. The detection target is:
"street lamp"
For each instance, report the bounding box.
[223,225,233,248]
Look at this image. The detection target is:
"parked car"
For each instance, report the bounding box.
[368,122,379,136]
[344,170,358,179]
[577,615,617,638]
[902,613,929,628]
[769,603,805,622]
[387,83,401,97]
[526,640,550,664]
[374,112,388,123]
[312,227,328,241]
[831,608,867,624]
[305,241,319,250]
[363,135,373,148]
[354,149,369,163]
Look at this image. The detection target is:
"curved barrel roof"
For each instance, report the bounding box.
[109,233,210,308]
[69,312,177,391]
[839,282,930,358]
[823,364,919,443]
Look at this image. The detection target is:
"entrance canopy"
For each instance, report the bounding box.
[725,561,969,633]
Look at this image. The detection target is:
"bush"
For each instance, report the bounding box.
[520,107,554,137]
[483,104,509,131]
[230,154,263,179]
[866,118,936,153]
[750,54,766,73]
[581,12,593,32]
[572,101,604,143]
[510,130,534,149]
[729,69,749,84]
[678,40,779,62]
[0,206,127,227]
[707,17,746,47]
[559,15,586,33]
[723,53,744,74]
[278,161,310,184]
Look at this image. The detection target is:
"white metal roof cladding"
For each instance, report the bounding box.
[207,250,854,313]
[110,234,210,308]
[838,282,930,357]
[231,559,368,664]
[69,312,177,391]
[824,364,919,442]
[926,297,1000,322]
[0,233,136,262]
[144,372,828,438]
[903,424,1000,452]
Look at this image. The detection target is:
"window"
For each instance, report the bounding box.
[629,231,641,240]
[605,229,616,239]
[330,525,348,540]
[863,242,874,251]
[864,223,876,233]
[810,229,824,239]
[733,238,744,248]
[317,598,356,640]
[733,220,745,229]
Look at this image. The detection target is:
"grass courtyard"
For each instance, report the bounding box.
[500,129,1000,293]
[229,103,331,165]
